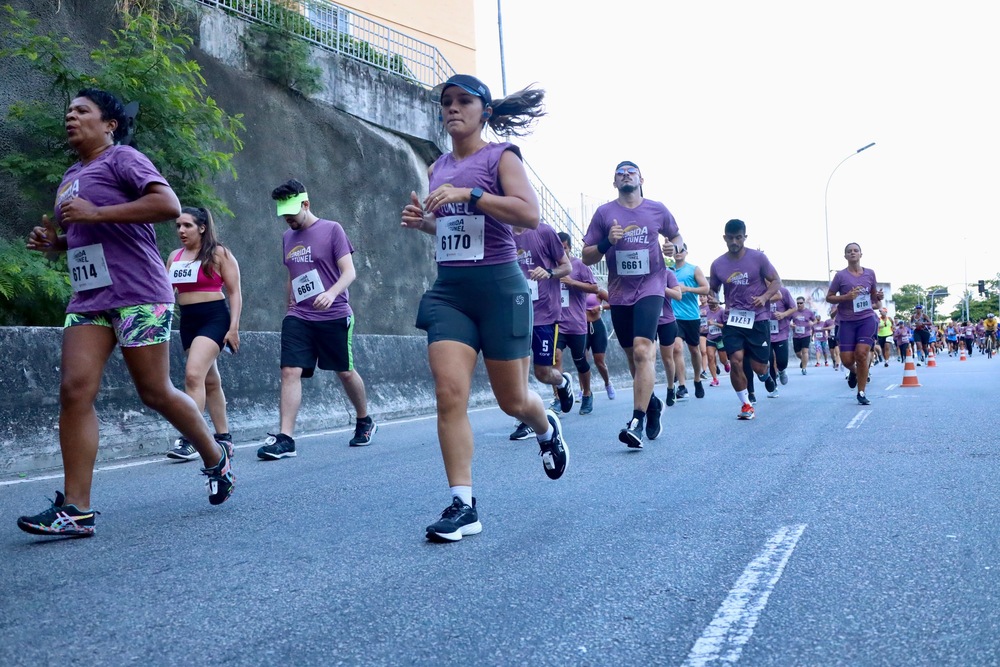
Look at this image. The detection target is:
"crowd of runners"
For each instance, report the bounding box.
[14,77,996,543]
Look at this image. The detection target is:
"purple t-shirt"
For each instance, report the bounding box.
[812,321,828,341]
[559,257,596,335]
[429,142,521,267]
[515,223,565,327]
[55,145,174,313]
[283,218,355,321]
[583,199,679,306]
[829,267,879,322]
[705,306,725,341]
[769,287,796,342]
[708,249,777,320]
[790,308,814,339]
[658,269,680,325]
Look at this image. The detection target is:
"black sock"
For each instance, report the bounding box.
[632,409,645,424]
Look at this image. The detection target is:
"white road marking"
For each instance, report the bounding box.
[846,410,872,429]
[683,524,807,667]
[0,406,499,487]
[885,383,897,390]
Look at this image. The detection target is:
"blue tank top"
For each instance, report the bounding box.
[673,262,700,320]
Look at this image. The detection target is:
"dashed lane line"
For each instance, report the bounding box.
[846,409,873,429]
[682,524,808,667]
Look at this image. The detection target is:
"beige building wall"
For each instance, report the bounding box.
[334,0,477,77]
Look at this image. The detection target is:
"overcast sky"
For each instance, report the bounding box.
[471,0,999,313]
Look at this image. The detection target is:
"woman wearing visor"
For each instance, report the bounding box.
[401,75,566,543]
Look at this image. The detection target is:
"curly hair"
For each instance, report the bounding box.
[77,88,131,143]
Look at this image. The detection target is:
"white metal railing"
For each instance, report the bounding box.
[194,0,455,87]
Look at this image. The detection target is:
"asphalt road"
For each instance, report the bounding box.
[3,351,998,666]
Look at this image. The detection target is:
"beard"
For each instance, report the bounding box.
[619,184,638,194]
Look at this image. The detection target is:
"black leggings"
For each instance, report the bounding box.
[769,339,789,379]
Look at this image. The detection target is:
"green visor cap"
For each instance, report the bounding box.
[276,192,308,216]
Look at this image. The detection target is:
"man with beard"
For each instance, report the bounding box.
[582,161,684,448]
[258,179,376,459]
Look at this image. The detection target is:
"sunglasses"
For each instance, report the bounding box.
[615,167,639,176]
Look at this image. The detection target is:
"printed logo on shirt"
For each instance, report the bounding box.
[286,244,313,263]
[620,224,649,244]
[435,189,473,217]
[516,247,534,267]
[56,179,79,208]
[726,271,750,286]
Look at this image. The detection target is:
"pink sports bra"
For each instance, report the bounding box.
[171,249,225,293]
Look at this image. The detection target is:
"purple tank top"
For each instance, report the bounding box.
[428,142,522,267]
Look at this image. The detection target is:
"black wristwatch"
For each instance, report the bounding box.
[468,187,484,211]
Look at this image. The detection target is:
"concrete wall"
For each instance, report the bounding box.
[0,327,637,476]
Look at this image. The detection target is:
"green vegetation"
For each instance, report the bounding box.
[242,22,324,95]
[0,2,245,324]
[221,0,415,85]
[0,239,72,326]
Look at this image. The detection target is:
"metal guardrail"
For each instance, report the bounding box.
[194,0,455,87]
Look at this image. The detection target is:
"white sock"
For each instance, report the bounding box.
[737,389,749,404]
[559,375,569,389]
[536,426,554,442]
[450,485,472,506]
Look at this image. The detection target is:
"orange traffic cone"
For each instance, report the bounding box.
[960,345,967,361]
[900,351,921,387]
[927,347,937,367]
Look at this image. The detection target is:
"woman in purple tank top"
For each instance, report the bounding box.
[826,242,884,405]
[401,75,569,543]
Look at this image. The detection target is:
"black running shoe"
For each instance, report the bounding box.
[676,385,689,400]
[426,497,481,542]
[202,443,235,505]
[557,372,575,414]
[539,410,569,480]
[665,387,676,407]
[619,418,643,449]
[509,422,534,441]
[349,418,378,446]
[694,381,705,399]
[17,491,98,537]
[579,394,594,415]
[166,437,198,461]
[214,433,234,459]
[257,433,296,460]
[748,392,757,405]
[764,375,776,393]
[645,395,663,440]
[847,370,858,389]
[857,391,871,406]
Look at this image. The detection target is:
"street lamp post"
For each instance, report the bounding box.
[824,142,876,278]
